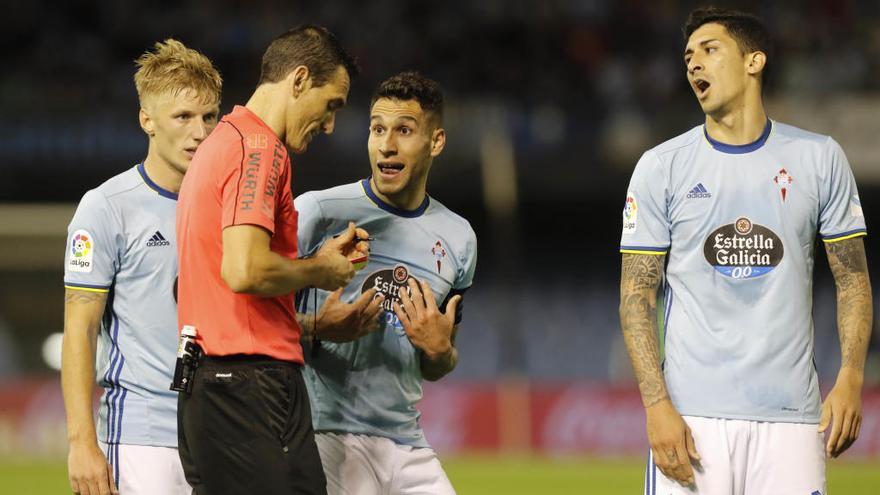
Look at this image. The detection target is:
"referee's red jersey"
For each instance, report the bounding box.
[176,105,303,363]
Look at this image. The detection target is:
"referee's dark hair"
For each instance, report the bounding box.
[684,7,774,89]
[259,25,359,87]
[371,71,445,126]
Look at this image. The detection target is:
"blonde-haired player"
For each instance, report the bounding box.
[62,39,221,495]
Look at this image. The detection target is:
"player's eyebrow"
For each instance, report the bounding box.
[684,39,719,58]
[328,97,346,111]
[370,115,418,124]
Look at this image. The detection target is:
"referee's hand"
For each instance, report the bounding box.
[68,440,118,495]
[314,223,362,290]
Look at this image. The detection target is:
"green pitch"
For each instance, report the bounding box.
[3,455,878,494]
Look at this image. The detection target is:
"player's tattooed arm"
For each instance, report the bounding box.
[65,289,105,304]
[821,236,872,458]
[296,312,316,342]
[62,288,118,493]
[619,253,668,408]
[825,237,872,372]
[621,253,699,484]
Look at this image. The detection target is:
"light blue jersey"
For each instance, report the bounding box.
[620,120,867,423]
[296,179,478,447]
[64,163,181,448]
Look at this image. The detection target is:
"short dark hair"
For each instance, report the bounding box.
[371,71,444,124]
[684,7,773,83]
[258,25,359,86]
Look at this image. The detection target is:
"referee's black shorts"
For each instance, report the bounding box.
[178,355,326,495]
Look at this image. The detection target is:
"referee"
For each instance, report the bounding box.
[175,26,364,495]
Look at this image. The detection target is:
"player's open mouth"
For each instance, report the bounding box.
[184,147,197,158]
[694,79,710,97]
[378,162,404,177]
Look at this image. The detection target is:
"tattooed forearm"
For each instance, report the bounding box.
[620,254,668,407]
[826,238,873,371]
[622,252,665,290]
[296,312,316,341]
[64,289,104,304]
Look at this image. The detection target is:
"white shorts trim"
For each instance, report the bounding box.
[646,416,825,495]
[99,442,191,495]
[316,432,455,495]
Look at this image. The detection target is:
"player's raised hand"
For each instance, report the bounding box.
[393,278,458,359]
[646,399,700,487]
[315,288,385,342]
[68,440,118,495]
[819,367,863,458]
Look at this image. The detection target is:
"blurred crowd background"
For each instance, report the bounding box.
[2,0,880,458]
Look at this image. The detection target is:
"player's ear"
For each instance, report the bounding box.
[746,50,766,76]
[429,127,446,158]
[139,108,155,137]
[289,65,311,100]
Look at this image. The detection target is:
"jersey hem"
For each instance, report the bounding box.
[677,411,820,424]
[314,427,429,448]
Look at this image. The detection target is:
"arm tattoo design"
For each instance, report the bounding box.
[826,238,873,371]
[64,290,103,304]
[620,254,668,407]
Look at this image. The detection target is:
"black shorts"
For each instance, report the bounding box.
[178,355,326,495]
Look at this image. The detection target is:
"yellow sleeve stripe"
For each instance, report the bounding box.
[620,249,668,256]
[64,285,110,293]
[822,231,867,243]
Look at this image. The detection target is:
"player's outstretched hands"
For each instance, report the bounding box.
[819,367,863,458]
[646,399,700,487]
[68,440,118,495]
[316,288,385,342]
[314,222,368,290]
[393,278,459,359]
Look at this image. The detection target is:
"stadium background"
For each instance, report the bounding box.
[2,0,879,492]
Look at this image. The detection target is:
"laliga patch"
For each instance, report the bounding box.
[851,195,864,218]
[69,229,94,273]
[622,194,638,234]
[703,217,784,279]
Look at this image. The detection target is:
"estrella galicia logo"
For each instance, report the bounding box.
[703,217,783,279]
[360,264,422,329]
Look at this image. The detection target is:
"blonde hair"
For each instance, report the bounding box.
[134,39,222,108]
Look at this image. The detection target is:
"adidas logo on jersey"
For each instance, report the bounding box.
[146,231,170,247]
[687,183,712,199]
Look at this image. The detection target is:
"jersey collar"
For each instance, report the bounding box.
[704,119,772,154]
[361,178,429,218]
[137,162,179,200]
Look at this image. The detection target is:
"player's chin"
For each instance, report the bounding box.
[174,156,192,173]
[374,176,405,195]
